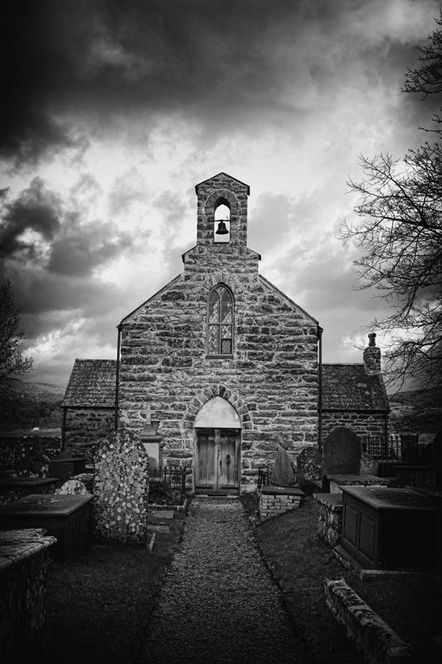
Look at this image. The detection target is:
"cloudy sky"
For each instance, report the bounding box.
[1,0,440,386]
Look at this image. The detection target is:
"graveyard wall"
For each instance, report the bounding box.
[64,408,115,450]
[321,411,389,443]
[118,268,319,489]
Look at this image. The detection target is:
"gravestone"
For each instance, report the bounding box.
[432,429,442,490]
[93,429,149,544]
[297,447,322,481]
[432,429,442,469]
[297,447,322,494]
[401,433,419,464]
[55,479,88,495]
[270,444,296,486]
[323,427,361,475]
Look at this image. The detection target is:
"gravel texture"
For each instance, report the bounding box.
[144,497,307,664]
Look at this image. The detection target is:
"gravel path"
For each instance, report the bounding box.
[143,497,307,664]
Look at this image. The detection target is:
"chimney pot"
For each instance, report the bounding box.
[363,333,381,375]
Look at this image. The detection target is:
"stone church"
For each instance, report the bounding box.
[62,172,390,493]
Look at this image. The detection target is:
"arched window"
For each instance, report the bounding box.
[207,285,234,355]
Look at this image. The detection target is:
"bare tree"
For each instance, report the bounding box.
[0,279,33,378]
[342,15,442,389]
[403,12,442,99]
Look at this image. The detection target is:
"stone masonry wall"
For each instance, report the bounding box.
[118,176,319,490]
[64,408,115,450]
[322,411,388,443]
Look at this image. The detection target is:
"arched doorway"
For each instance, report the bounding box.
[194,396,241,494]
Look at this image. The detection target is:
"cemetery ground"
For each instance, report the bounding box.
[9,493,442,664]
[243,493,442,664]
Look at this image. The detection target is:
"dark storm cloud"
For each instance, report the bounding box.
[47,213,132,276]
[2,0,436,163]
[1,178,133,276]
[0,178,61,259]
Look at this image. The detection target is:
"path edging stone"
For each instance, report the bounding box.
[325,577,414,664]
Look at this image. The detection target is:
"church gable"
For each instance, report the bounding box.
[257,275,318,325]
[117,173,320,468]
[195,172,250,195]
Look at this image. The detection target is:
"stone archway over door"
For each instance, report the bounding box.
[194,397,241,494]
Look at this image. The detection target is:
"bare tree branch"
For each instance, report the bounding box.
[0,279,33,378]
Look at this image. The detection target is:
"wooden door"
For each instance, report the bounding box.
[195,428,239,493]
[218,430,237,489]
[196,429,216,490]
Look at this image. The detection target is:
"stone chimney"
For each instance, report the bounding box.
[363,333,381,375]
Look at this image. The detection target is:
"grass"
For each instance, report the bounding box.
[9,494,442,664]
[242,492,442,664]
[9,511,186,664]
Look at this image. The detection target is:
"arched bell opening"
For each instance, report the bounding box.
[213,201,230,243]
[193,396,241,494]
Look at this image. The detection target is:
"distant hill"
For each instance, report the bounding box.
[0,378,65,430]
[388,387,442,434]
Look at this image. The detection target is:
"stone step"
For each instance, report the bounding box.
[149,509,175,520]
[147,524,170,534]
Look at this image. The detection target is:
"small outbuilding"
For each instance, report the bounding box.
[62,359,116,451]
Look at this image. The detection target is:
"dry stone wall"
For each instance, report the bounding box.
[321,411,388,442]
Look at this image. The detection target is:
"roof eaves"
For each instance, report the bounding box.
[119,274,182,324]
[258,274,319,325]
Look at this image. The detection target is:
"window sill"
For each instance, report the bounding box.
[206,354,234,359]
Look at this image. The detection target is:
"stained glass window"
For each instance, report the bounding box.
[207,285,234,355]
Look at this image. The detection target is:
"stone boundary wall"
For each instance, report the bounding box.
[314,493,343,547]
[324,578,414,664]
[259,489,304,521]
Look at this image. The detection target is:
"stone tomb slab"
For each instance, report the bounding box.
[149,509,175,519]
[341,486,438,570]
[323,427,361,475]
[0,493,93,560]
[0,529,57,651]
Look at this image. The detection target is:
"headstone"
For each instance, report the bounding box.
[432,429,442,470]
[401,433,419,464]
[55,479,88,495]
[93,429,149,544]
[323,427,361,475]
[297,447,322,481]
[270,444,296,486]
[432,429,442,491]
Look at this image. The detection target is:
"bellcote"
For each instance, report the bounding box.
[194,172,250,250]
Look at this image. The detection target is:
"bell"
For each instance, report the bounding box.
[215,220,229,235]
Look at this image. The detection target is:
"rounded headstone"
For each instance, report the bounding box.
[297,447,322,481]
[432,429,442,470]
[323,427,361,475]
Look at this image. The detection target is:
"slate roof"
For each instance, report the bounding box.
[63,359,117,408]
[322,364,390,412]
[194,172,250,194]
